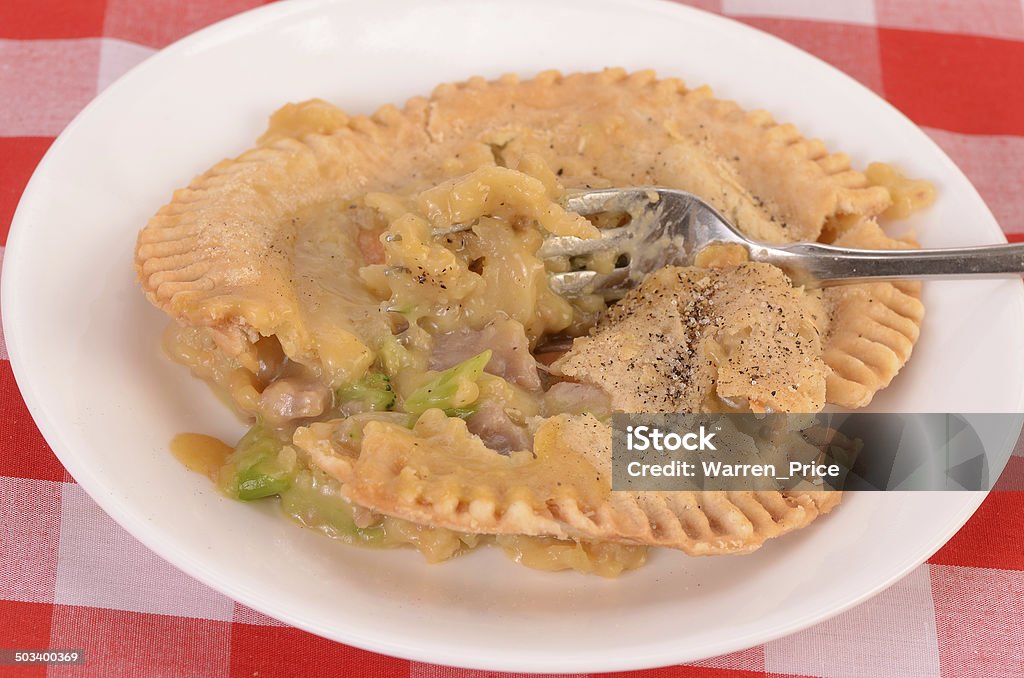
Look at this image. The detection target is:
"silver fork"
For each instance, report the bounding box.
[536,187,1024,298]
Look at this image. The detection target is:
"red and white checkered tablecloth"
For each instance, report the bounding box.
[2,0,1023,676]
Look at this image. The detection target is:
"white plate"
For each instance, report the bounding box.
[5,0,1024,672]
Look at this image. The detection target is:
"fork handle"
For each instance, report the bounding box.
[754,241,1024,287]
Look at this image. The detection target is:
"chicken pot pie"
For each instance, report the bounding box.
[137,69,932,576]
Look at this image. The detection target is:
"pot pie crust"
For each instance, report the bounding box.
[137,69,930,573]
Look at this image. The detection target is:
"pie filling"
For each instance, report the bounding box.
[142,70,933,575]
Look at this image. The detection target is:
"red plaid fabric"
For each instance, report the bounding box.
[2,1,1023,675]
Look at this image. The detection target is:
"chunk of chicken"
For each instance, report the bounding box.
[431,317,541,391]
[542,382,612,419]
[259,377,331,426]
[466,400,531,454]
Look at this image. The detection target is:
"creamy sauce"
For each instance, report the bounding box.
[866,162,936,220]
[496,535,647,577]
[170,433,233,479]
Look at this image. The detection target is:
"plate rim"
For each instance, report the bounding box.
[2,0,1020,671]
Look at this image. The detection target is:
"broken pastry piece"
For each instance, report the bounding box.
[296,408,837,557]
[552,263,827,414]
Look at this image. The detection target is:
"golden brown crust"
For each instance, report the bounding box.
[295,410,834,555]
[553,263,827,413]
[821,221,924,407]
[136,69,891,380]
